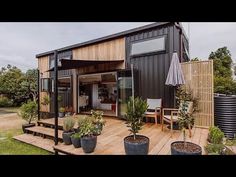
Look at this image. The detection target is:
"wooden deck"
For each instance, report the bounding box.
[13,117,209,155]
[53,118,209,155]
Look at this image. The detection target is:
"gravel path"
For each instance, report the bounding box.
[0,113,25,131]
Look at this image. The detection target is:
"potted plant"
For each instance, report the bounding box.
[77,116,98,153]
[91,110,106,135]
[62,117,75,145]
[59,107,65,118]
[70,116,83,148]
[40,95,50,118]
[124,97,149,155]
[171,101,202,155]
[71,133,81,148]
[18,101,38,133]
[175,86,199,129]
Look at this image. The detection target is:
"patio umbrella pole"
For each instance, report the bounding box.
[54,50,59,150]
[131,63,135,111]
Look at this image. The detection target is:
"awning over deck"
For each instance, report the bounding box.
[47,59,124,71]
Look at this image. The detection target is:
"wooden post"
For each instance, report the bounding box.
[37,69,40,120]
[54,50,58,147]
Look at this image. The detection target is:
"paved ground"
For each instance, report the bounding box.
[0,111,25,131]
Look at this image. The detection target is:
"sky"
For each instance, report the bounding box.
[0,22,236,72]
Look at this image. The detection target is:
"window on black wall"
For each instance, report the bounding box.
[130,36,166,56]
[183,42,190,62]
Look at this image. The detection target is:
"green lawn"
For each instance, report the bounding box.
[0,129,52,155]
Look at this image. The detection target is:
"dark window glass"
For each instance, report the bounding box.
[41,78,50,92]
[131,36,165,55]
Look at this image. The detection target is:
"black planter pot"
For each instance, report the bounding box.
[22,123,35,133]
[59,112,65,118]
[171,141,202,155]
[71,136,81,148]
[81,135,97,153]
[124,135,150,155]
[62,131,74,145]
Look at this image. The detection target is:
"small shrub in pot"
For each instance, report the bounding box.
[77,116,98,153]
[124,97,149,155]
[18,101,37,133]
[59,107,65,118]
[71,133,81,148]
[171,101,202,155]
[62,117,75,145]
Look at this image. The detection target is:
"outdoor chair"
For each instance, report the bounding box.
[144,98,162,124]
[162,101,193,138]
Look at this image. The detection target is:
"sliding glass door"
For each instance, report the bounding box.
[117,70,132,118]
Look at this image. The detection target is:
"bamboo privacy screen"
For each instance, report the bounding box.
[181,60,214,127]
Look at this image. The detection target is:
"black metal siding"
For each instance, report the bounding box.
[125,24,183,108]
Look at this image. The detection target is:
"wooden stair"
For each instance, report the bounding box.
[25,126,64,142]
[13,134,56,153]
[37,119,63,130]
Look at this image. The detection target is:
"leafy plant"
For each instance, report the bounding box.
[176,86,199,113]
[91,110,105,125]
[77,116,97,137]
[125,97,148,140]
[91,110,106,134]
[71,132,81,139]
[208,126,224,144]
[59,107,65,113]
[205,143,225,155]
[63,117,75,132]
[41,95,50,106]
[18,101,38,124]
[177,101,194,148]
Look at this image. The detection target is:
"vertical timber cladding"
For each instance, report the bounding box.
[181,60,214,127]
[126,24,180,108]
[72,37,126,113]
[38,55,50,112]
[72,37,126,74]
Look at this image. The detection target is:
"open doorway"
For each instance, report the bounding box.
[78,72,117,116]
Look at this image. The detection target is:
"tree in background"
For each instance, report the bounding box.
[209,47,236,95]
[22,69,38,102]
[0,65,26,105]
[0,65,38,106]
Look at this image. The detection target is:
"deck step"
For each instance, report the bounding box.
[37,119,63,130]
[37,118,78,131]
[13,134,56,153]
[25,126,63,141]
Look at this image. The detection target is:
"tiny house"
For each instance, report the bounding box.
[36,22,189,118]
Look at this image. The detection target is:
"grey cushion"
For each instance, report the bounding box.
[147,98,162,110]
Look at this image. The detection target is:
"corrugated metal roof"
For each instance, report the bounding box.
[36,22,173,58]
